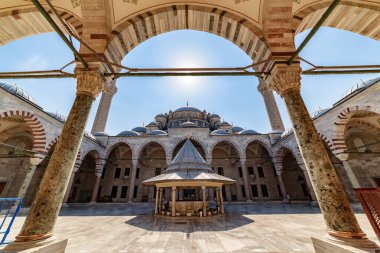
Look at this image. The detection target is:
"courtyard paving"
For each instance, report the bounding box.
[1,203,378,253]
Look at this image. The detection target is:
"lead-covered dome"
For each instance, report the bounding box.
[180,121,197,128]
[93,132,109,137]
[232,126,244,133]
[47,112,66,123]
[310,108,330,120]
[149,130,168,136]
[174,106,202,113]
[117,130,140,137]
[239,129,259,135]
[0,83,37,105]
[132,126,147,133]
[211,129,229,135]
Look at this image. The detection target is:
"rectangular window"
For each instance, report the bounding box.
[238,167,243,177]
[121,186,128,198]
[133,186,138,198]
[261,185,269,197]
[251,185,258,197]
[124,168,130,177]
[277,184,282,197]
[153,186,157,198]
[155,168,161,176]
[114,168,121,178]
[111,186,118,198]
[248,167,254,175]
[222,186,226,199]
[258,167,264,177]
[241,185,246,198]
[218,167,224,176]
[136,168,140,179]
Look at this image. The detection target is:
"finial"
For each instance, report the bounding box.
[186,100,189,107]
[143,121,145,127]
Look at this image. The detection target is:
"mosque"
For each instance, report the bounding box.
[1,77,379,208]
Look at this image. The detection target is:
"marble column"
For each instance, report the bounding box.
[17,156,44,199]
[127,160,138,203]
[63,164,80,204]
[277,173,289,203]
[171,186,176,217]
[91,83,117,133]
[215,187,220,211]
[202,186,207,216]
[266,65,375,245]
[90,161,104,203]
[158,188,163,213]
[13,70,106,243]
[241,160,252,201]
[257,79,285,132]
[155,187,159,215]
[219,187,224,214]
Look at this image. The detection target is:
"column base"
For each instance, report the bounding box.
[245,199,253,202]
[3,237,68,253]
[325,232,379,249]
[312,237,379,253]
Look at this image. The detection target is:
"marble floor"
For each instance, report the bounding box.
[1,203,378,253]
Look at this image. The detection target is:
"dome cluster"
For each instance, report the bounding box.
[0,83,37,105]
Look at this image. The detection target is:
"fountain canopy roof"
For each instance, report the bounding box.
[142,139,235,186]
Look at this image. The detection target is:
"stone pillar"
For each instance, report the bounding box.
[90,161,104,203]
[219,187,224,214]
[241,160,252,201]
[215,187,220,211]
[202,186,207,217]
[171,186,176,217]
[91,83,117,133]
[159,188,163,213]
[12,70,106,243]
[277,173,289,203]
[266,65,375,245]
[257,79,285,132]
[127,160,138,203]
[17,155,44,199]
[155,187,159,215]
[63,163,80,204]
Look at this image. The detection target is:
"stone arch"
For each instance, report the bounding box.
[106,4,270,68]
[170,137,207,160]
[332,105,379,155]
[135,140,168,161]
[273,143,303,171]
[45,137,59,154]
[0,7,83,46]
[294,1,380,41]
[0,110,46,153]
[209,139,243,161]
[243,137,272,158]
[105,140,134,160]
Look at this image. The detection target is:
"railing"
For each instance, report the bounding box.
[354,188,380,241]
[0,198,22,244]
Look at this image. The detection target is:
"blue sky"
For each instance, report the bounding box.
[1,27,380,134]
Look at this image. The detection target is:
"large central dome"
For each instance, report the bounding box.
[173,106,202,113]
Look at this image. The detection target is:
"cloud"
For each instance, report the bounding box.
[16,55,50,71]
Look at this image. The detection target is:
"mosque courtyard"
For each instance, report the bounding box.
[1,203,377,253]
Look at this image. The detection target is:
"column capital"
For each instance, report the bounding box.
[104,82,118,95]
[74,70,107,99]
[266,64,302,97]
[257,79,271,94]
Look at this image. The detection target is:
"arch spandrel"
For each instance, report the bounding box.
[106,4,271,67]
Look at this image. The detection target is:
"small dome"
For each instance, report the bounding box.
[0,83,37,105]
[232,126,244,133]
[93,132,109,137]
[341,77,380,99]
[281,128,293,138]
[210,114,220,118]
[211,129,229,135]
[219,121,231,126]
[310,108,330,119]
[239,129,259,135]
[155,114,166,118]
[149,130,168,136]
[47,112,66,123]
[146,121,159,127]
[180,121,197,128]
[117,130,140,137]
[132,126,147,133]
[174,106,202,113]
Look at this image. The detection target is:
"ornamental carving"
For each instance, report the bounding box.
[75,70,106,99]
[267,65,302,97]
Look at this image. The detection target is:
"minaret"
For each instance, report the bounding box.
[91,81,117,133]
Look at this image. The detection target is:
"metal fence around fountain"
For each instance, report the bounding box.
[0,198,22,244]
[354,188,380,241]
